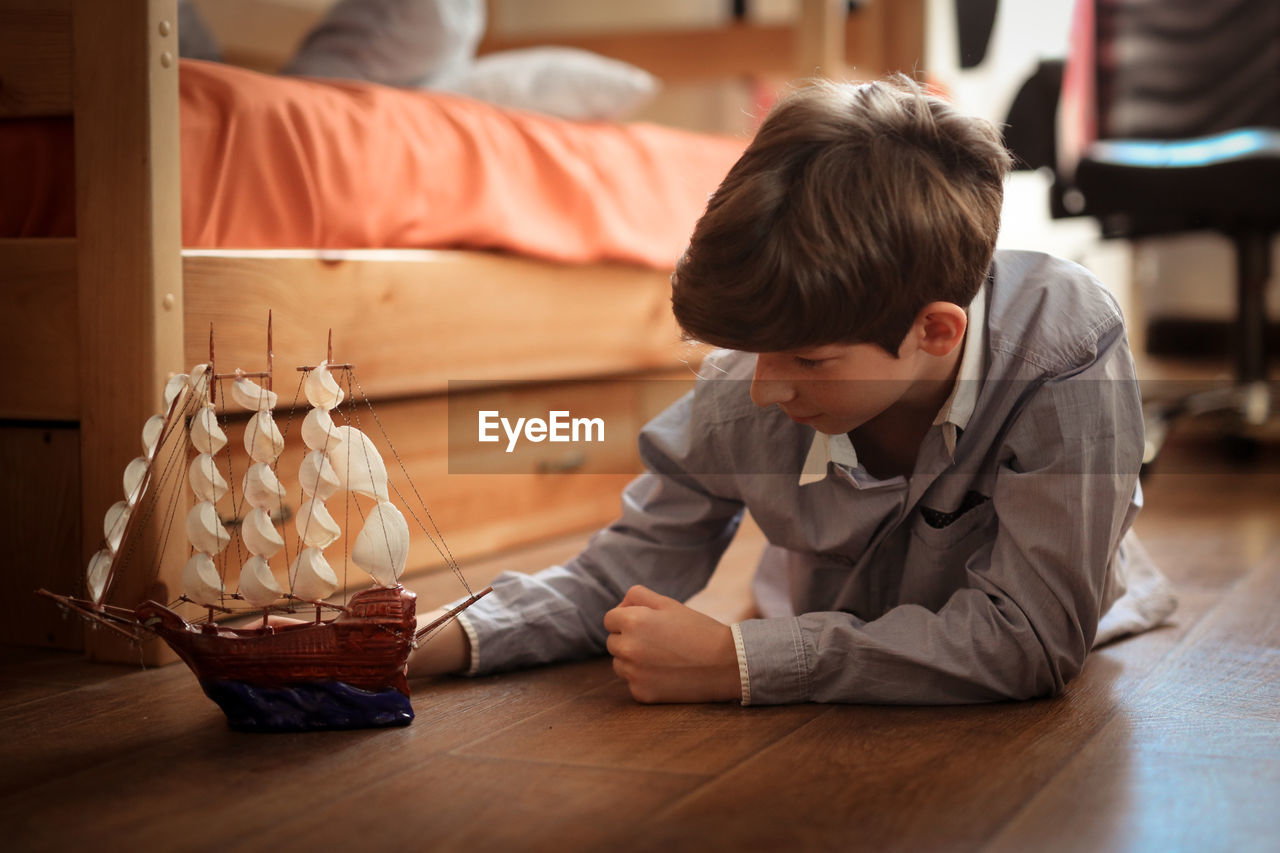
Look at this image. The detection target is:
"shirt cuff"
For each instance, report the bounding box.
[731,622,751,705]
[734,616,812,704]
[456,610,482,676]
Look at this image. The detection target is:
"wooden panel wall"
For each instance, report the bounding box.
[0,425,83,650]
[0,0,72,117]
[0,0,80,651]
[0,240,78,420]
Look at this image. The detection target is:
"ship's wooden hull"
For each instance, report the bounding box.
[133,586,418,731]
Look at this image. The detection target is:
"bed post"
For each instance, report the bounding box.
[74,0,184,663]
[796,0,846,79]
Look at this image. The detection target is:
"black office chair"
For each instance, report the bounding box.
[1049,0,1280,468]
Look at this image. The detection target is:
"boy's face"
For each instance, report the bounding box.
[748,340,925,435]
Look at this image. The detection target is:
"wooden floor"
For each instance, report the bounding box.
[1,421,1277,852]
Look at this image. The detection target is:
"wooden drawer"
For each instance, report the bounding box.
[184,252,695,400]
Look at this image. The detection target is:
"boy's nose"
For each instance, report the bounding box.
[750,358,796,407]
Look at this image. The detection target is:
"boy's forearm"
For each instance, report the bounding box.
[406,610,470,678]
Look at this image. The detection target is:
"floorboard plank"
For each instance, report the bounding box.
[633,619,1205,853]
[456,668,825,775]
[0,646,137,711]
[0,662,212,797]
[984,545,1280,853]
[0,659,618,850]
[226,753,706,853]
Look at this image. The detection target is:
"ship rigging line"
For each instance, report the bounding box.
[124,378,201,611]
[337,372,399,591]
[347,371,473,597]
[216,375,245,609]
[152,398,194,608]
[275,371,307,592]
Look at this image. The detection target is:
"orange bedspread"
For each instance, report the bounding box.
[2,60,745,269]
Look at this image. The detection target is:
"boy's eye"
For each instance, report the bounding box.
[794,357,825,369]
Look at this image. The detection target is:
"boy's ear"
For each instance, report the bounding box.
[912,302,968,357]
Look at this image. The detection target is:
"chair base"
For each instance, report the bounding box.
[1141,380,1277,473]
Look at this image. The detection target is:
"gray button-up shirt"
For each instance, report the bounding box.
[457,250,1147,705]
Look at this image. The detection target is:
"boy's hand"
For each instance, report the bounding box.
[602,585,741,704]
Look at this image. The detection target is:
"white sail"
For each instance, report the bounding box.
[326,425,389,500]
[190,406,228,455]
[103,501,131,554]
[243,462,287,510]
[179,366,227,607]
[86,548,113,605]
[304,360,345,410]
[230,376,279,411]
[352,501,410,587]
[244,410,285,463]
[162,373,189,410]
[189,453,229,504]
[301,407,344,451]
[237,555,284,608]
[142,414,166,460]
[289,547,339,601]
[182,552,224,607]
[83,365,193,606]
[187,363,210,391]
[186,501,231,555]
[123,456,150,507]
[298,450,340,500]
[242,507,285,557]
[295,498,341,548]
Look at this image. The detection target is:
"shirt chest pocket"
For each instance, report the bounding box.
[910,493,995,551]
[901,498,996,610]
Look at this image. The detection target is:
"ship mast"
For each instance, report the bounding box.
[224,314,288,624]
[292,332,412,614]
[291,330,347,620]
[181,327,232,621]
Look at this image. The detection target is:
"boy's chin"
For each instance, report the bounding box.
[783,409,864,435]
[807,418,861,436]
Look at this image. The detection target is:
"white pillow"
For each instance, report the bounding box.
[442,47,660,121]
[284,0,485,88]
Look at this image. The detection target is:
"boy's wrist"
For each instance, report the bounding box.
[406,610,471,678]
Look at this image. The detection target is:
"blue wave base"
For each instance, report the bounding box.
[200,679,415,733]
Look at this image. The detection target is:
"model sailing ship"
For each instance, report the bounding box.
[39,321,490,732]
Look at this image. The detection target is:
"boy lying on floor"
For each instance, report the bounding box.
[408,75,1175,705]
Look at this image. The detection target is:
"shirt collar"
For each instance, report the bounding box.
[799,431,860,486]
[797,282,987,485]
[932,280,987,455]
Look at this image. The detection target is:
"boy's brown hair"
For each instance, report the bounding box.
[672,74,1012,355]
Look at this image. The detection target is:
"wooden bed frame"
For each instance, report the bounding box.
[0,0,923,660]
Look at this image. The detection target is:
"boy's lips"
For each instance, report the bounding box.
[783,409,821,424]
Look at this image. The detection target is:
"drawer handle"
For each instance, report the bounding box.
[537,451,587,474]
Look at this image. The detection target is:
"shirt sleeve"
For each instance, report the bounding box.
[457,390,747,676]
[736,322,1145,705]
